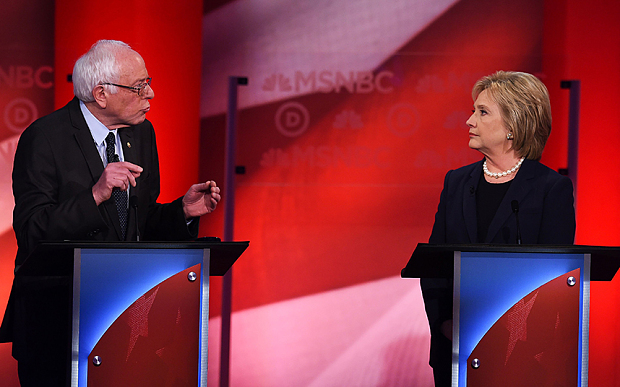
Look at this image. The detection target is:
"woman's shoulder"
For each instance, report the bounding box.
[520,160,574,196]
[445,159,483,179]
[438,160,483,195]
[521,159,570,181]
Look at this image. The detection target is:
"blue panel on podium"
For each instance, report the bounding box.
[455,251,588,386]
[73,248,206,386]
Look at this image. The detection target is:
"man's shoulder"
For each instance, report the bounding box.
[16,99,83,151]
[135,118,154,131]
[25,98,78,131]
[124,118,155,142]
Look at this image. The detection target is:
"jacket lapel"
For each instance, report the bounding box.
[463,160,483,243]
[69,98,124,240]
[69,99,104,181]
[119,128,136,169]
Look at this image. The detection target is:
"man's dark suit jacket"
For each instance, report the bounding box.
[0,98,198,362]
[420,158,576,376]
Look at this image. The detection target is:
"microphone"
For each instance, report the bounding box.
[130,196,140,241]
[511,200,522,245]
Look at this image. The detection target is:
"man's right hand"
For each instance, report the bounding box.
[92,161,143,205]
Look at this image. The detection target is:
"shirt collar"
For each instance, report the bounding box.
[79,100,116,145]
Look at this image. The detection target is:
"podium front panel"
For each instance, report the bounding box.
[453,251,589,387]
[71,248,211,386]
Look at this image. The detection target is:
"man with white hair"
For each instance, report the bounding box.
[0,40,220,386]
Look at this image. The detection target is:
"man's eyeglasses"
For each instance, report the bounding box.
[101,77,152,97]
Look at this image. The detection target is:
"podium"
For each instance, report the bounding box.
[16,241,249,387]
[402,243,620,387]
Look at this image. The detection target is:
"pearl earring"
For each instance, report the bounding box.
[507,132,514,140]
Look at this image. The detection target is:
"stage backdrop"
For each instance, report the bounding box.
[0,1,55,384]
[198,0,551,385]
[2,0,620,386]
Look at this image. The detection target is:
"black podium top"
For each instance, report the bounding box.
[16,241,249,277]
[401,243,620,281]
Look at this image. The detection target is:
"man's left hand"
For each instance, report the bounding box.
[182,181,221,219]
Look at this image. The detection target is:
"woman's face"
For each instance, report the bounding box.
[466,89,511,157]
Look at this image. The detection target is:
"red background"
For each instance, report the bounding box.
[1,0,620,385]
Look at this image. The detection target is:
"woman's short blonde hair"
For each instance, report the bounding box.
[472,71,551,161]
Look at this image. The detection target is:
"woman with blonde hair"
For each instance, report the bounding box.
[420,71,576,386]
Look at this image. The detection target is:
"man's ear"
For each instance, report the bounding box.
[92,85,108,108]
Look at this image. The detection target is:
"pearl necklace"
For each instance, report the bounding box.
[483,157,525,179]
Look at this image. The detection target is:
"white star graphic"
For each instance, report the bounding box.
[503,292,538,365]
[126,287,159,361]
